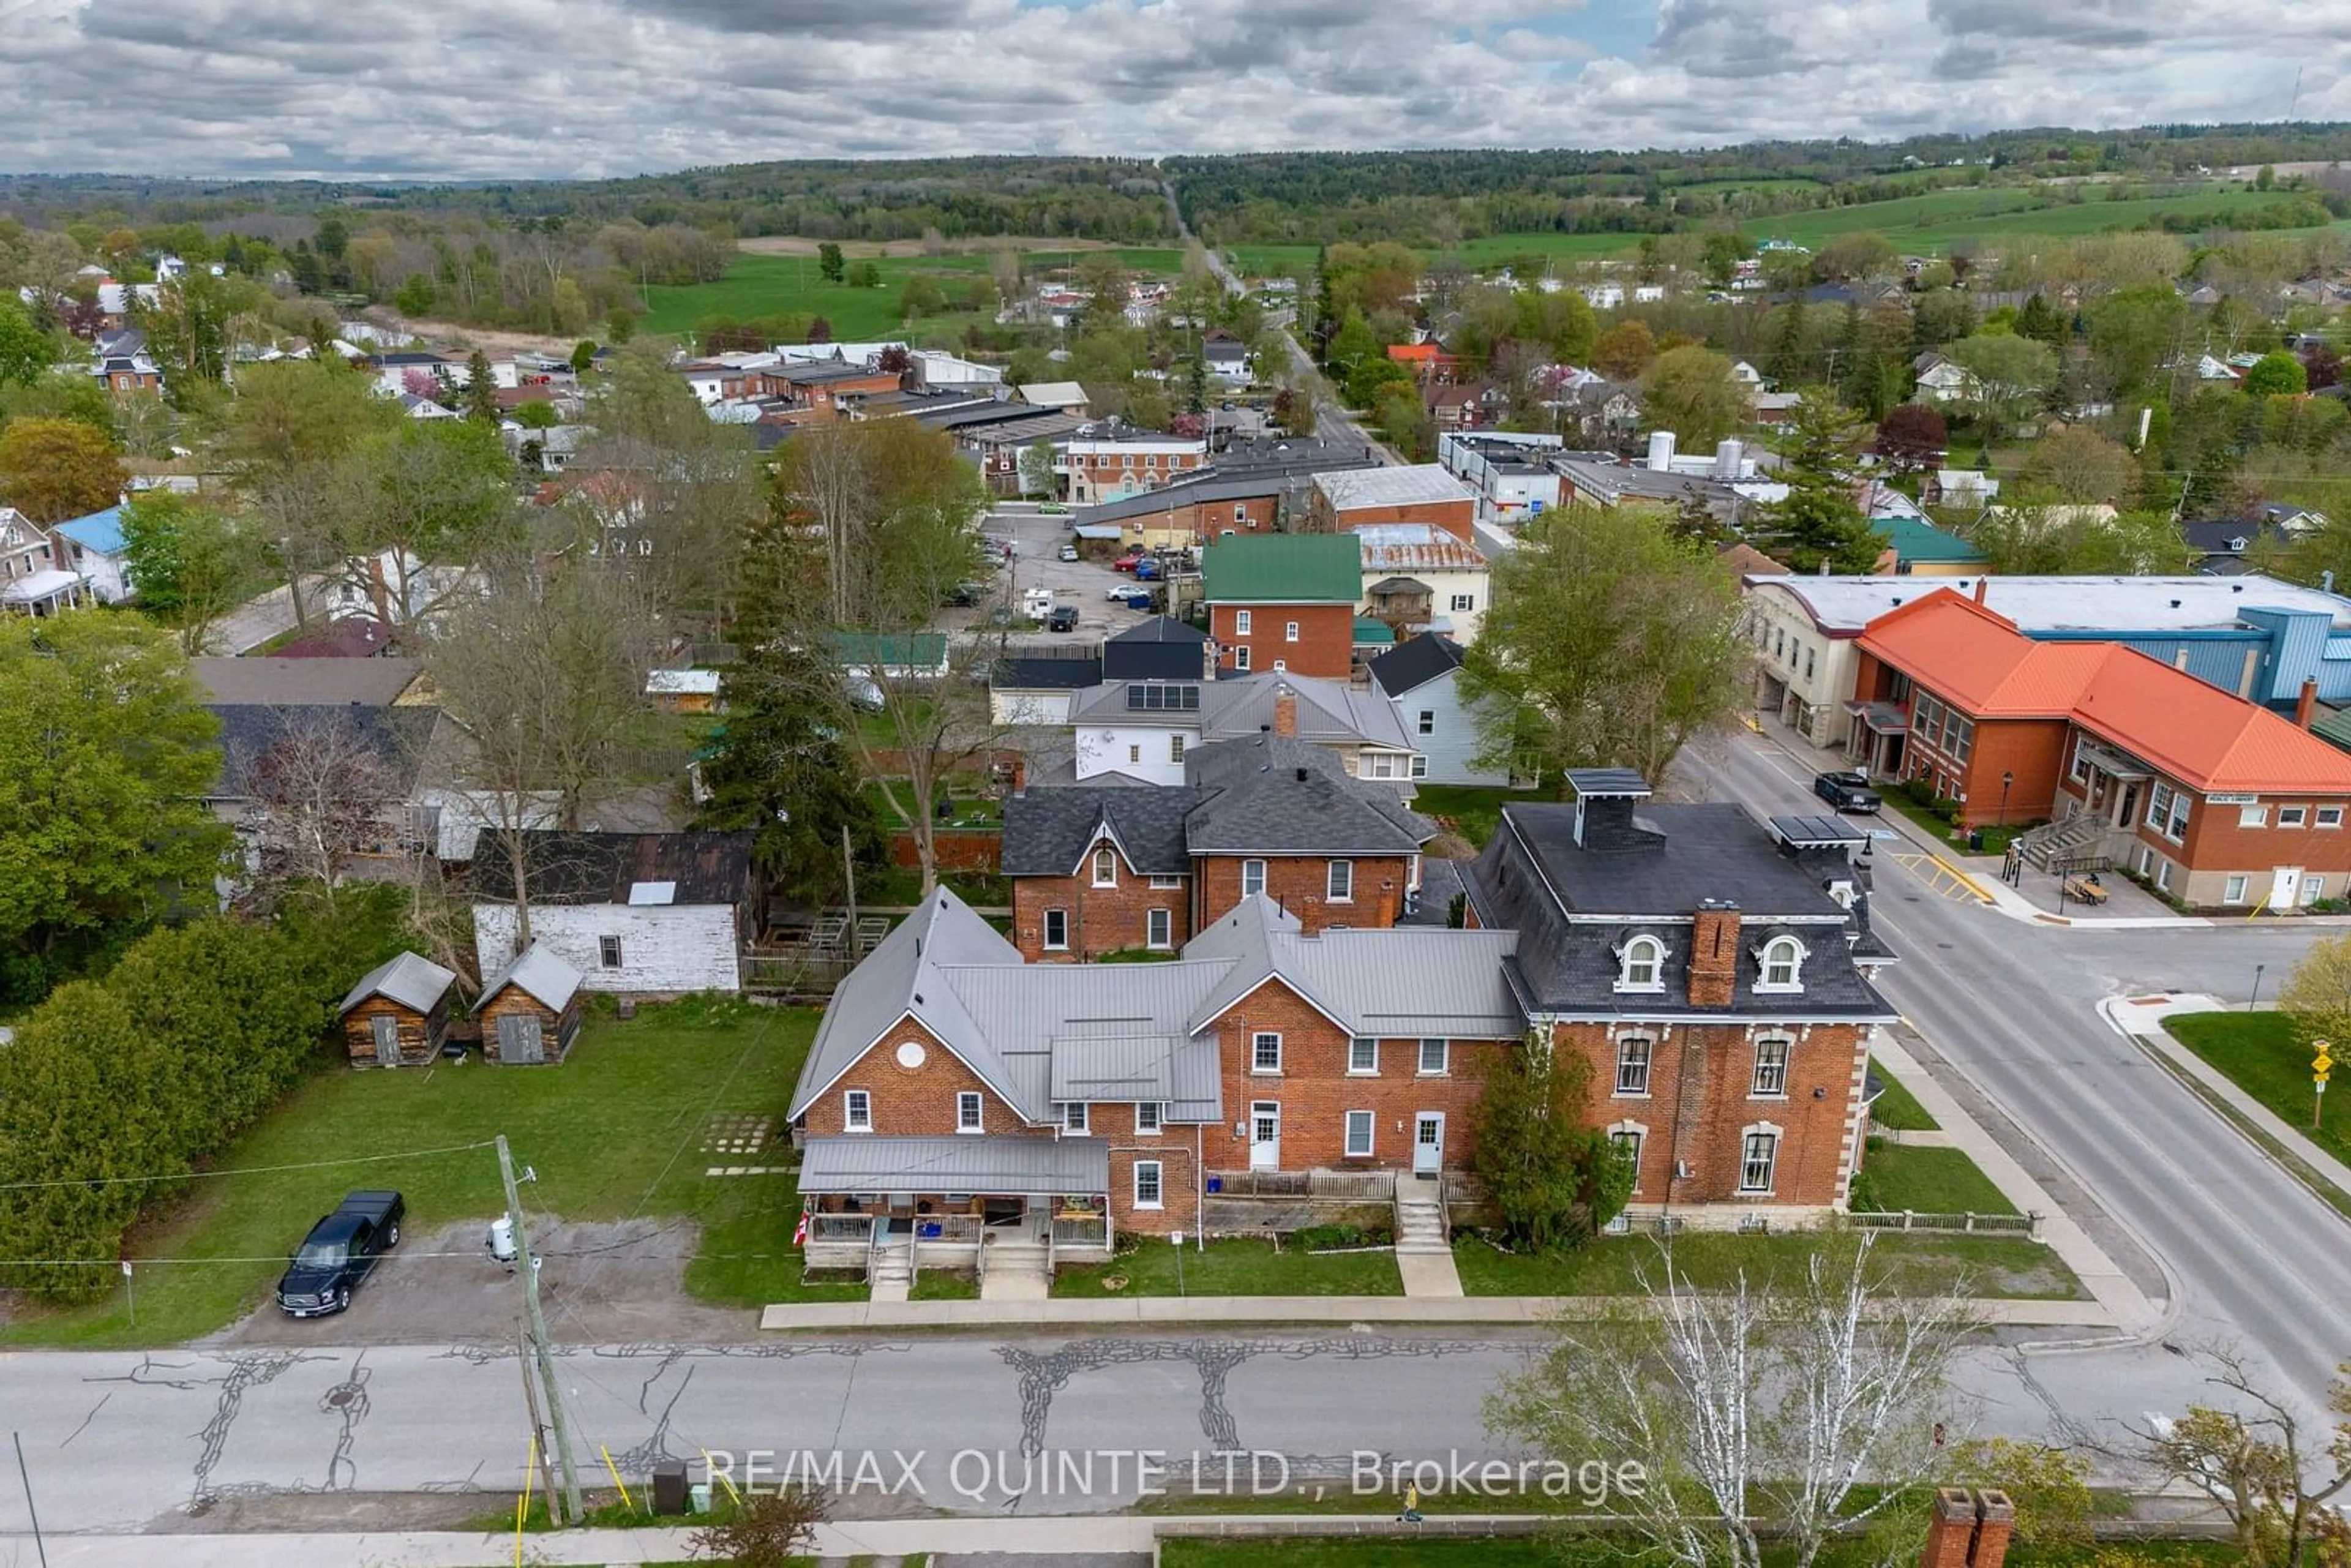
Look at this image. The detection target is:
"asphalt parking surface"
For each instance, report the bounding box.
[970,506,1171,640]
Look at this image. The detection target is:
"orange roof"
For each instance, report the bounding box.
[1385,343,1456,363]
[1859,588,2351,793]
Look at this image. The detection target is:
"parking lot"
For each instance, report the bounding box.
[965,505,1175,640]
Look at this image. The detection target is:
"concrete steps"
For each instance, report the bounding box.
[1394,1195,1449,1255]
[870,1243,912,1304]
[979,1239,1051,1302]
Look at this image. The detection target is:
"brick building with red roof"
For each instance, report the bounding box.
[1849,585,2351,909]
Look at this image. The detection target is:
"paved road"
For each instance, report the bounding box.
[1682,729,2351,1416]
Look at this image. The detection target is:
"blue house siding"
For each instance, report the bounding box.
[1387,668,1508,786]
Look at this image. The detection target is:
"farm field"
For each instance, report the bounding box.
[1757,181,2331,250]
[640,245,1186,338]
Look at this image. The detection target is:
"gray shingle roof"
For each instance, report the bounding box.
[1065,673,1411,751]
[1181,733,1432,855]
[798,1135,1110,1195]
[1000,788,1213,876]
[1367,634,1466,698]
[338,951,456,1016]
[474,943,583,1013]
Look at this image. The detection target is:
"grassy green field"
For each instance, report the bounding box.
[1409,784,1552,849]
[1052,1236,1404,1298]
[2166,1011,2348,1169]
[1450,1228,2078,1300]
[1225,243,1324,279]
[1758,182,2331,251]
[0,1000,839,1347]
[1867,1057,1940,1131]
[1848,1142,2018,1217]
[641,246,1185,338]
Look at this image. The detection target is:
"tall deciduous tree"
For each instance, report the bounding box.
[246,708,408,905]
[1945,332,2058,429]
[1967,506,2194,576]
[0,296,53,389]
[119,490,260,653]
[1471,1037,1631,1251]
[2127,1348,2351,1568]
[1486,1232,1978,1568]
[0,615,228,970]
[1462,505,1752,784]
[1592,318,1658,380]
[1639,345,1749,451]
[2014,426,2140,505]
[0,415,125,523]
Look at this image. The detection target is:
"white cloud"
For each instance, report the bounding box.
[0,0,2343,179]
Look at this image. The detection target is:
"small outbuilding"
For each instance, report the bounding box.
[338,951,459,1067]
[475,944,587,1065]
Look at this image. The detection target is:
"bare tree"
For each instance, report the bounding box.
[1487,1231,1978,1568]
[2128,1348,2351,1568]
[245,707,408,906]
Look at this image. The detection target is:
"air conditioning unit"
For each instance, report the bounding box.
[1674,1160,1693,1180]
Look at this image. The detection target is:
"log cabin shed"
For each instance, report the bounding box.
[475,944,587,1065]
[337,951,459,1067]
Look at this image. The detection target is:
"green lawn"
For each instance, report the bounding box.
[1052,1236,1404,1298]
[909,1270,979,1302]
[1848,1142,2018,1217]
[1450,1228,2077,1300]
[1410,784,1553,850]
[1867,1057,1938,1131]
[641,245,1185,339]
[1225,244,1323,280]
[2166,1011,2347,1168]
[1163,1537,2237,1568]
[1,1000,841,1346]
[1760,181,2331,253]
[1453,231,1648,265]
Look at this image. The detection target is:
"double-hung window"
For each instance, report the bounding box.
[1615,1037,1652,1095]
[1133,1160,1163,1209]
[1752,1038,1790,1097]
[1739,1129,1779,1194]
[1136,1101,1163,1135]
[1349,1037,1379,1075]
[1241,859,1267,897]
[956,1092,984,1133]
[1147,908,1173,949]
[1418,1038,1449,1075]
[1043,909,1069,950]
[1327,860,1353,901]
[1234,610,1253,636]
[1252,1032,1283,1073]
[1062,1101,1089,1133]
[843,1090,872,1131]
[1343,1111,1374,1158]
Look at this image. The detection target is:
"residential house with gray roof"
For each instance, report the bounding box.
[1060,672,1416,787]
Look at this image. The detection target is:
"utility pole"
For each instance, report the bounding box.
[13,1431,48,1568]
[499,1135,583,1526]
[842,822,860,935]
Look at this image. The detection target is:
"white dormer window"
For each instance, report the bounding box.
[1757,936,1805,992]
[1615,936,1665,992]
[1092,847,1118,887]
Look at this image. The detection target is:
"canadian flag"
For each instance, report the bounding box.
[792,1210,808,1247]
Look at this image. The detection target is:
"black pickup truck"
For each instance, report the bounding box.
[276,1190,404,1317]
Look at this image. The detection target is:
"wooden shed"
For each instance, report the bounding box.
[475,944,587,1065]
[337,951,459,1067]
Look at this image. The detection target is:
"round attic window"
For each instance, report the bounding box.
[896,1040,928,1070]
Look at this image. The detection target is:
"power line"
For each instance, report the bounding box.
[0,1140,501,1194]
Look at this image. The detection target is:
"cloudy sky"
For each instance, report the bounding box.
[3,0,2345,180]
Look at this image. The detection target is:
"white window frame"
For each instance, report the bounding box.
[2281,806,2309,828]
[1738,1124,1781,1194]
[1133,1159,1164,1209]
[1752,1037,1791,1098]
[1615,936,1665,992]
[2224,874,2249,906]
[1252,1032,1283,1073]
[1284,620,1300,642]
[1232,645,1251,672]
[2240,804,2268,829]
[1136,1101,1164,1135]
[1147,907,1173,949]
[843,1090,872,1131]
[1240,859,1267,897]
[1149,873,1185,889]
[1169,733,1185,763]
[1092,847,1119,887]
[956,1092,984,1133]
[1410,754,1427,779]
[1756,936,1805,993]
[1234,609,1253,635]
[1343,1110,1375,1158]
[1608,1121,1646,1193]
[2319,807,2344,828]
[1614,1037,1653,1097]
[1327,860,1353,901]
[1062,1101,1089,1133]
[1450,593,1474,612]
[1349,1037,1379,1075]
[1043,908,1069,951]
[1418,1038,1449,1076]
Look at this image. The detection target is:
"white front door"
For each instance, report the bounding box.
[1412,1113,1444,1176]
[1249,1101,1281,1170]
[2271,866,2304,910]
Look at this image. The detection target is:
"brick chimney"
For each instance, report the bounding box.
[2298,677,2319,731]
[1922,1488,2015,1568]
[1272,683,1298,737]
[1687,900,1741,1008]
[368,552,391,626]
[1973,577,1987,604]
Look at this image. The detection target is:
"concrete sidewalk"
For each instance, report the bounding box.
[1870,1033,2161,1335]
[757,1291,2118,1331]
[2105,992,2351,1206]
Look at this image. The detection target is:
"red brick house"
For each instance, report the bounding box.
[1202,533,1362,679]
[1310,465,1479,542]
[1466,771,1898,1226]
[1850,586,2351,909]
[1002,731,1434,961]
[1385,342,1466,384]
[787,887,1523,1272]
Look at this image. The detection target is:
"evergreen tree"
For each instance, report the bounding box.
[1752,393,1881,574]
[1770,299,1807,382]
[462,350,500,422]
[2017,293,2066,347]
[1471,1037,1632,1251]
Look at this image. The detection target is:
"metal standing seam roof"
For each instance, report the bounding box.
[797,1135,1111,1196]
[339,951,457,1016]
[1180,896,1521,1038]
[1065,673,1415,751]
[474,944,585,1013]
[1354,523,1489,574]
[1313,464,1475,512]
[54,505,127,557]
[1199,533,1363,604]
[1749,572,2351,636]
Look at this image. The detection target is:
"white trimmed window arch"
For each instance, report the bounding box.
[1755,934,1807,992]
[1614,934,1666,992]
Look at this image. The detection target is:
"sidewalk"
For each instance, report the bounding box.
[1870,1033,2162,1335]
[2104,992,2351,1206]
[756,1291,2118,1331]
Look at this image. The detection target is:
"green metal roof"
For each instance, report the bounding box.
[829,631,948,668]
[2311,705,2351,756]
[1873,516,1987,566]
[1201,533,1362,604]
[1352,616,1396,646]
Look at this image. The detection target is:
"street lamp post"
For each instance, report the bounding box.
[2251,963,2268,1013]
[1999,771,2014,827]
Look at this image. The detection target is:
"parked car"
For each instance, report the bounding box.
[1057,544,1079,562]
[843,674,885,712]
[1107,582,1143,599]
[1112,553,1142,572]
[944,580,984,607]
[1038,502,1068,514]
[276,1191,404,1318]
[1134,560,1162,582]
[1812,770,1882,814]
[1046,605,1080,633]
[1117,590,1155,610]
